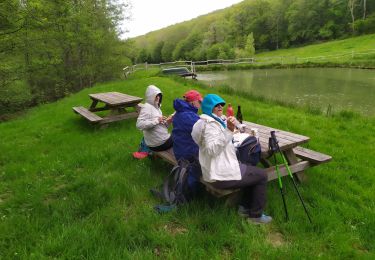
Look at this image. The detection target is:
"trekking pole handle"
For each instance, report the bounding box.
[270,131,278,144]
[269,131,279,152]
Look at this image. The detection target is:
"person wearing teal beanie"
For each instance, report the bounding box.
[192,94,272,224]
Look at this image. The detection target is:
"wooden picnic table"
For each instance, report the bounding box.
[154,120,331,197]
[73,92,143,126]
[242,121,330,182]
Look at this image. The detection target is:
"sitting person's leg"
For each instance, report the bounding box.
[149,136,173,152]
[211,163,268,217]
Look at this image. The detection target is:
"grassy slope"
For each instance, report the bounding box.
[0,70,374,258]
[253,34,375,67]
[256,34,375,58]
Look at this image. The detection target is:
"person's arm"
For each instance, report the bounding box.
[202,123,233,156]
[136,106,161,130]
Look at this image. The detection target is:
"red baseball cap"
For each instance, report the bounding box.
[183,90,203,102]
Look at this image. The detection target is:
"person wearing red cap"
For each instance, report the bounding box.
[172,90,203,197]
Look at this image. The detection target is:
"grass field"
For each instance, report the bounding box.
[192,34,375,71]
[0,70,374,258]
[254,34,375,67]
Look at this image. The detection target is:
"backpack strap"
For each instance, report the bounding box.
[163,164,180,204]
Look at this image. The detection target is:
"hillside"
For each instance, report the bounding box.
[0,71,374,258]
[130,0,375,64]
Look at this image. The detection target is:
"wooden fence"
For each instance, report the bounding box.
[123,49,375,77]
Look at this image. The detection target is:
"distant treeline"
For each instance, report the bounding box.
[132,0,375,64]
[0,0,132,116]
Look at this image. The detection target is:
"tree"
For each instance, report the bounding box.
[0,0,132,115]
[245,33,255,56]
[348,0,358,33]
[152,41,164,63]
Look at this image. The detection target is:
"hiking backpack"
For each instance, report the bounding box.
[236,136,262,166]
[162,158,191,206]
[151,158,193,213]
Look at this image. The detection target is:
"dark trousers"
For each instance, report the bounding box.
[149,136,173,152]
[211,163,267,218]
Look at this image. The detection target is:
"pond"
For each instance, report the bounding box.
[197,68,375,116]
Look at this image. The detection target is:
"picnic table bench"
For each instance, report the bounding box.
[154,120,331,198]
[73,92,142,126]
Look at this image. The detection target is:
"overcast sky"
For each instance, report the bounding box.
[123,0,243,38]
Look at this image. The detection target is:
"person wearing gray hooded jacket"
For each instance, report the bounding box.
[136,85,173,151]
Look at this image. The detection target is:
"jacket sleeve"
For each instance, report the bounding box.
[202,123,233,156]
[136,106,159,130]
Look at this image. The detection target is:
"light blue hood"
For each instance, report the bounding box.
[201,94,226,128]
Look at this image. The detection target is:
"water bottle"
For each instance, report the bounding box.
[236,105,243,124]
[226,103,234,117]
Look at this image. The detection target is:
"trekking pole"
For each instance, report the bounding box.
[269,136,289,222]
[270,131,313,224]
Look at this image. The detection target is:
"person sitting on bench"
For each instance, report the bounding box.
[136,85,173,152]
[191,94,272,224]
[172,90,203,196]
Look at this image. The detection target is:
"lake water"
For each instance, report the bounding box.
[198,68,375,116]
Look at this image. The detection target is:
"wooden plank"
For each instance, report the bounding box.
[99,111,138,124]
[243,121,310,144]
[73,106,102,123]
[154,149,177,166]
[265,161,311,181]
[89,92,142,106]
[293,146,332,164]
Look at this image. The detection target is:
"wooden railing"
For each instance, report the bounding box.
[123,49,375,77]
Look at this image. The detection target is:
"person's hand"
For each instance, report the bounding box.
[227,116,236,132]
[158,116,164,124]
[166,115,173,124]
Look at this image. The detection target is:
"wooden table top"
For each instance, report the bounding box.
[243,121,310,152]
[89,92,142,106]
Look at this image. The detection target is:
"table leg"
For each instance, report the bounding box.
[283,149,307,182]
[89,100,98,111]
[260,158,272,168]
[117,107,126,114]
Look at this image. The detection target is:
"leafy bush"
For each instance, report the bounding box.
[0,80,33,116]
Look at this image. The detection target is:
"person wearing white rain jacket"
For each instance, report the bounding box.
[136,85,173,151]
[191,94,272,224]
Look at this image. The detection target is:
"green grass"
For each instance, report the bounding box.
[254,34,375,67]
[194,34,375,71]
[257,34,375,57]
[0,70,374,258]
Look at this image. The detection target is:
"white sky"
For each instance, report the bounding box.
[123,0,244,38]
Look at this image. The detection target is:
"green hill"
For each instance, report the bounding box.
[131,0,375,64]
[0,71,374,258]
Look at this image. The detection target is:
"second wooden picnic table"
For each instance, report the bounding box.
[73,92,143,126]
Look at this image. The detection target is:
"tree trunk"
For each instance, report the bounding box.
[363,0,366,19]
[348,0,356,33]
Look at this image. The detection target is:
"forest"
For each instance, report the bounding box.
[1,0,375,116]
[0,0,132,116]
[133,0,375,63]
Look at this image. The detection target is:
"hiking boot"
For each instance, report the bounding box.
[237,205,250,218]
[248,214,273,225]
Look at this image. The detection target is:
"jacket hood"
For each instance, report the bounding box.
[191,114,215,146]
[201,94,225,115]
[173,98,198,113]
[145,85,162,106]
